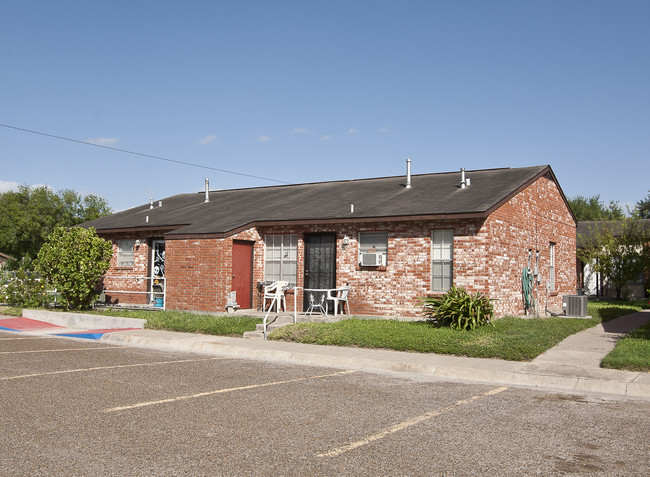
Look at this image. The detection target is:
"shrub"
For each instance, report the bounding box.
[421,286,494,331]
[35,226,112,310]
[0,268,47,307]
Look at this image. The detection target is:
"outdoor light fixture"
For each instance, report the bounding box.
[342,235,350,245]
[135,239,142,247]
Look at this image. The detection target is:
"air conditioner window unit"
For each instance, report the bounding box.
[361,253,385,266]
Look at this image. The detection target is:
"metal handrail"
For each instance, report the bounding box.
[101,275,166,309]
[263,285,299,339]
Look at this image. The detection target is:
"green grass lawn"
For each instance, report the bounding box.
[89,309,262,337]
[1,305,262,337]
[269,300,647,362]
[601,322,650,372]
[268,317,597,361]
[0,306,23,317]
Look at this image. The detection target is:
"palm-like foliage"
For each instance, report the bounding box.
[422,286,494,331]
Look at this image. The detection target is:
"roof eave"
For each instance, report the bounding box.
[93,225,185,236]
[164,212,490,240]
[481,165,576,226]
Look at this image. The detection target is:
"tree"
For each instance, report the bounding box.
[634,190,650,219]
[568,195,625,221]
[35,227,112,310]
[579,218,650,299]
[0,186,111,263]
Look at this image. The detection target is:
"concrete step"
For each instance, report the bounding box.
[254,322,291,332]
[244,313,349,339]
[243,330,265,339]
[301,314,344,323]
[259,315,296,325]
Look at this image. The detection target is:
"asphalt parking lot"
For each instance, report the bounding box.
[1,331,648,476]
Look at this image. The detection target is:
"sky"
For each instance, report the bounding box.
[1,0,648,213]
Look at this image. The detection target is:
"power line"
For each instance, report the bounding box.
[0,123,290,184]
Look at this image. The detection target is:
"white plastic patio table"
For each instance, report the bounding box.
[303,288,336,315]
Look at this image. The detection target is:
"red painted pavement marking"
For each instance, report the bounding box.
[0,318,140,336]
[56,328,141,335]
[0,317,64,331]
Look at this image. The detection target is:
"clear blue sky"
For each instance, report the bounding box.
[2,0,648,212]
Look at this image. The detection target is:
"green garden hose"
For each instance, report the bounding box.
[522,267,535,314]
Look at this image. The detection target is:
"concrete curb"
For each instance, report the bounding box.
[100,329,650,400]
[23,309,146,330]
[101,330,522,383]
[15,309,647,400]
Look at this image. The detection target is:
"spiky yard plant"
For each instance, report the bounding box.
[422,286,494,331]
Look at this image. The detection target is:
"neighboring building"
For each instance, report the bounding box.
[577,220,650,299]
[81,164,577,318]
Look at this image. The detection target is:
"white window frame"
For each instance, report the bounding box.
[358,231,388,266]
[117,239,135,268]
[432,230,453,292]
[264,234,298,285]
[549,242,556,292]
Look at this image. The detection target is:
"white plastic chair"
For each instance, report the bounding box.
[327,286,351,316]
[306,292,326,315]
[263,281,288,312]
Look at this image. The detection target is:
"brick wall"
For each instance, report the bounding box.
[465,173,576,316]
[100,174,575,318]
[165,228,263,312]
[165,238,221,311]
[101,234,155,305]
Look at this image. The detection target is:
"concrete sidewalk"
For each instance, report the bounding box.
[4,309,649,400]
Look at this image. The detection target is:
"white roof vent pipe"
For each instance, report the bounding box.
[149,197,154,209]
[405,158,412,189]
[204,178,210,203]
[461,168,469,189]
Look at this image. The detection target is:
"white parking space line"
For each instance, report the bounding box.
[318,386,509,458]
[0,346,119,354]
[102,370,358,413]
[0,357,227,381]
[0,346,116,355]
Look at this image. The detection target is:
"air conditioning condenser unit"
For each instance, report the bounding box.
[562,295,588,317]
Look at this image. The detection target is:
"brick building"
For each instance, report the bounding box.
[82,164,576,318]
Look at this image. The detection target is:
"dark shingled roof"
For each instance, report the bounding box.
[82,165,561,237]
[577,219,650,248]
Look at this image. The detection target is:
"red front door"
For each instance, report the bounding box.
[232,241,253,308]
